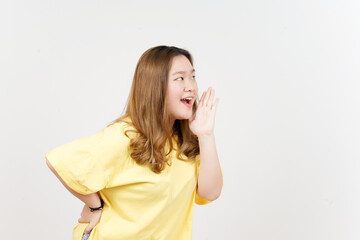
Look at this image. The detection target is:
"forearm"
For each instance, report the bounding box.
[46,158,102,208]
[197,134,223,201]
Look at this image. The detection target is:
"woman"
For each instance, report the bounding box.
[46,46,223,240]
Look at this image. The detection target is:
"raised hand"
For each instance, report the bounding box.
[189,87,219,137]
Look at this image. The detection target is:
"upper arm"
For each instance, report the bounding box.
[46,157,55,172]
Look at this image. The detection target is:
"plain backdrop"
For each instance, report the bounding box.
[1,0,359,239]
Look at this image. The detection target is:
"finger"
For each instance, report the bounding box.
[78,217,87,223]
[212,98,220,112]
[203,87,211,107]
[84,222,96,234]
[208,88,215,107]
[198,91,205,107]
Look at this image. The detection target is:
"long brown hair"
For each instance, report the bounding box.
[109,46,199,173]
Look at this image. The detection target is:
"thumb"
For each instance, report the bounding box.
[189,112,195,123]
[84,222,95,234]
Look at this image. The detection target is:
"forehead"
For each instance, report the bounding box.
[169,55,193,73]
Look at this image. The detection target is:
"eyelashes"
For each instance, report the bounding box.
[175,76,196,81]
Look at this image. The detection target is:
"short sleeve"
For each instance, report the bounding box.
[194,155,224,205]
[45,124,125,195]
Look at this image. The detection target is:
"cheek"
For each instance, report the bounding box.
[168,83,183,95]
[167,85,180,105]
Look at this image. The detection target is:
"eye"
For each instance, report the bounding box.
[192,75,196,80]
[175,77,184,81]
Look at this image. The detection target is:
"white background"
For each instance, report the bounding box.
[1,0,359,239]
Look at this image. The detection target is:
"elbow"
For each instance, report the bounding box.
[205,194,220,201]
[197,180,223,201]
[45,157,55,172]
[198,189,222,201]
[45,157,51,168]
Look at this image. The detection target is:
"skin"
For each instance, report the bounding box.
[46,54,223,235]
[190,87,223,201]
[166,55,198,123]
[167,55,223,201]
[46,158,102,234]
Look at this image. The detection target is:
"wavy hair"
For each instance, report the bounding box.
[108,46,199,173]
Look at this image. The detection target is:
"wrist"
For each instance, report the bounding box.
[89,199,104,212]
[197,133,215,140]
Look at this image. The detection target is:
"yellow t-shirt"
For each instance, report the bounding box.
[45,118,218,240]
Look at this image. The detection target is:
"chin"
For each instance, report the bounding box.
[173,109,193,120]
[183,115,192,120]
[175,114,191,120]
[176,117,188,121]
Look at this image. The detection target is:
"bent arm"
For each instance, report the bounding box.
[197,134,223,201]
[46,158,102,208]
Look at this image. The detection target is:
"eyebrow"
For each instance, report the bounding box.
[171,69,195,76]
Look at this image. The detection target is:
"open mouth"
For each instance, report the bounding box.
[180,97,193,107]
[181,98,191,104]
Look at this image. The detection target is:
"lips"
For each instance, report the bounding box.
[180,96,194,102]
[180,96,194,108]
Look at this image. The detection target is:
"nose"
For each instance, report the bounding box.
[184,78,196,92]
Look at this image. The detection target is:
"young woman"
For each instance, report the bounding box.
[46,46,223,240]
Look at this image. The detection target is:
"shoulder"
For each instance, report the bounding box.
[105,116,138,140]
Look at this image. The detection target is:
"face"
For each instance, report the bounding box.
[166,55,198,122]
